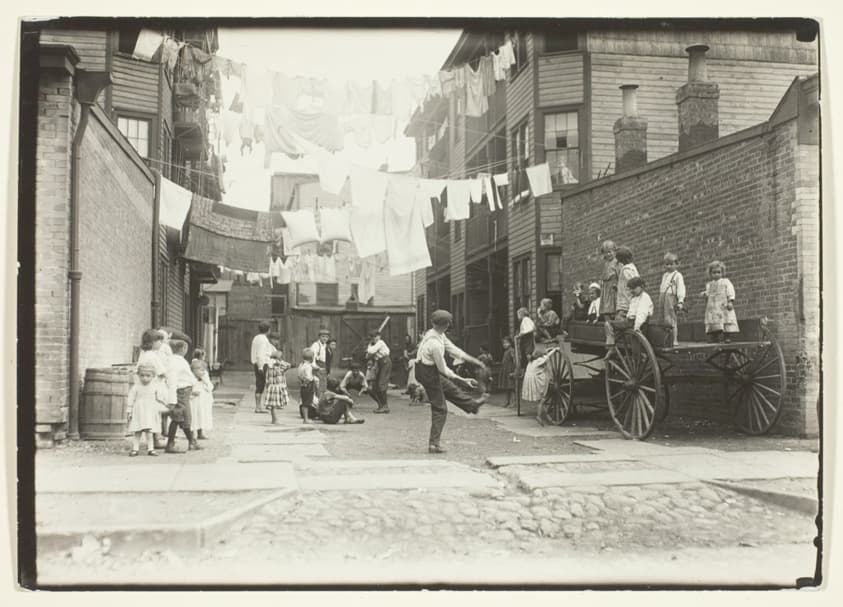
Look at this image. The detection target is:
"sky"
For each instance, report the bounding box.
[214,27,462,211]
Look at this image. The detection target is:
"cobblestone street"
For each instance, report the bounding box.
[35,372,820,587]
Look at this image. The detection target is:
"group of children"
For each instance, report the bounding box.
[584,240,739,354]
[127,329,214,457]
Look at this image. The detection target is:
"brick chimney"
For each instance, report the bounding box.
[676,44,719,152]
[613,84,648,173]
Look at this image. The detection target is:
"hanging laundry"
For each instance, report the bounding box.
[263,106,324,166]
[132,29,164,62]
[318,208,353,243]
[281,210,321,249]
[446,180,471,221]
[263,104,343,154]
[159,176,193,231]
[480,174,496,212]
[246,272,264,286]
[372,115,396,144]
[526,163,553,197]
[349,208,387,258]
[313,254,338,284]
[372,81,393,115]
[468,178,483,204]
[464,64,488,117]
[480,55,496,97]
[349,165,389,213]
[492,50,507,81]
[269,255,293,285]
[222,110,241,147]
[183,195,273,273]
[439,70,456,97]
[492,173,509,209]
[454,65,467,94]
[160,38,183,72]
[419,178,448,202]
[413,187,435,228]
[499,39,517,70]
[385,173,418,216]
[357,258,378,305]
[317,153,350,195]
[229,93,244,114]
[384,198,432,276]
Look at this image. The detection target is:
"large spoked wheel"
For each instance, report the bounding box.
[604,329,664,440]
[540,348,574,426]
[723,342,787,435]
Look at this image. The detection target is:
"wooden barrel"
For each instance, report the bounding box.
[80,367,133,440]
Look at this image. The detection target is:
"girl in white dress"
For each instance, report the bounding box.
[127,364,169,456]
[701,260,740,342]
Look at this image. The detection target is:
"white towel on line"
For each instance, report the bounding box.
[317,153,349,195]
[468,178,483,204]
[384,201,431,276]
[445,180,471,221]
[350,165,389,213]
[350,208,387,258]
[526,163,553,197]
[159,177,193,231]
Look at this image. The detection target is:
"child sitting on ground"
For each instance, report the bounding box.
[298,348,320,423]
[316,377,365,425]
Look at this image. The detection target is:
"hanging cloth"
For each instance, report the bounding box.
[280,210,321,249]
[160,38,183,71]
[349,165,389,213]
[384,198,432,276]
[480,174,496,212]
[385,174,418,216]
[464,64,488,118]
[372,81,393,115]
[222,110,241,147]
[480,55,497,97]
[357,258,378,304]
[499,39,517,69]
[526,163,553,197]
[454,66,467,94]
[492,50,507,81]
[318,208,353,243]
[132,29,164,62]
[468,178,483,204]
[159,176,193,231]
[439,70,456,97]
[317,153,350,195]
[350,207,387,258]
[413,187,435,228]
[446,180,471,221]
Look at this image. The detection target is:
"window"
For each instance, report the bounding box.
[271,294,288,316]
[455,220,462,242]
[117,26,143,54]
[545,252,562,293]
[513,32,529,73]
[513,257,531,315]
[316,283,339,306]
[118,117,151,158]
[543,32,578,53]
[512,121,531,202]
[544,111,579,185]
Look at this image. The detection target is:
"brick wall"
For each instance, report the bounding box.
[559,117,819,435]
[77,106,154,371]
[35,69,74,429]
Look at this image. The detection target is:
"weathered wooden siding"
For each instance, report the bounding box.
[589,53,817,180]
[537,52,584,107]
[39,29,107,70]
[506,34,537,334]
[539,195,562,237]
[586,29,816,64]
[111,54,159,115]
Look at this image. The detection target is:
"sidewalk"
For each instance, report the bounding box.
[35,370,821,560]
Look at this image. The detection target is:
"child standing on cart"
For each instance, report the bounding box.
[656,252,686,347]
[701,260,740,342]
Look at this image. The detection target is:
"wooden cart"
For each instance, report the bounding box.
[530,318,786,440]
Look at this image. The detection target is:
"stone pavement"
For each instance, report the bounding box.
[35,371,821,586]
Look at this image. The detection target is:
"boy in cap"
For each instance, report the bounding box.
[414,309,487,454]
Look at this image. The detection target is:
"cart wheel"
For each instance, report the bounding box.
[604,329,663,440]
[540,348,574,426]
[725,342,787,435]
